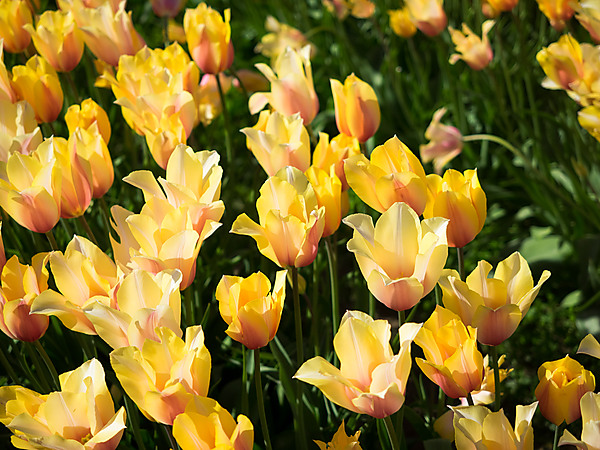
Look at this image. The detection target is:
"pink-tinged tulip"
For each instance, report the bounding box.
[85,269,182,350]
[440,252,550,346]
[576,2,600,43]
[233,68,270,93]
[0,138,61,233]
[423,169,486,248]
[69,126,114,199]
[420,107,463,174]
[0,254,49,342]
[0,358,126,449]
[388,8,417,38]
[255,16,315,61]
[184,3,234,74]
[415,306,484,398]
[0,223,5,275]
[65,98,111,143]
[315,420,362,450]
[231,166,325,268]
[323,0,376,19]
[216,270,286,349]
[56,134,93,218]
[295,310,422,418]
[578,334,600,359]
[404,0,447,36]
[306,166,343,237]
[536,34,584,93]
[344,202,448,311]
[0,43,17,103]
[452,402,538,449]
[242,110,311,176]
[173,396,254,450]
[111,325,211,425]
[58,0,122,12]
[72,0,145,66]
[344,135,428,215]
[482,0,518,17]
[0,100,42,161]
[536,0,575,30]
[449,21,494,71]
[312,132,361,191]
[195,73,233,126]
[535,355,595,425]
[31,235,118,335]
[11,56,63,124]
[331,73,381,143]
[0,0,32,54]
[249,45,319,125]
[559,392,600,449]
[151,0,186,18]
[24,10,84,72]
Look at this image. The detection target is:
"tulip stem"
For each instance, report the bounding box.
[0,345,19,384]
[383,415,400,450]
[241,345,249,415]
[457,247,465,281]
[254,349,273,450]
[325,237,340,335]
[162,17,170,47]
[63,71,81,104]
[24,344,50,392]
[553,423,564,450]
[490,345,501,411]
[466,392,475,406]
[33,340,60,391]
[162,424,180,450]
[78,215,99,247]
[215,73,233,165]
[45,230,59,251]
[291,266,307,450]
[123,395,147,450]
[184,287,195,327]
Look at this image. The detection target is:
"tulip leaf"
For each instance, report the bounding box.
[519,226,572,264]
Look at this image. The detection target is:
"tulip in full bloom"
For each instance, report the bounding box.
[184,3,234,74]
[242,110,311,176]
[344,136,428,215]
[0,100,42,161]
[344,202,448,311]
[173,396,254,450]
[559,392,600,448]
[331,73,381,143]
[231,166,325,268]
[111,325,211,424]
[249,45,319,124]
[405,0,447,36]
[420,107,463,174]
[11,56,64,124]
[536,0,576,30]
[449,21,495,71]
[0,358,126,449]
[295,310,422,418]
[65,98,111,144]
[306,166,343,237]
[312,132,361,191]
[216,270,286,349]
[255,15,315,61]
[0,0,32,53]
[388,8,417,38]
[535,355,595,425]
[452,402,538,449]
[315,420,362,450]
[415,306,484,398]
[0,254,49,342]
[423,168,486,248]
[439,252,551,345]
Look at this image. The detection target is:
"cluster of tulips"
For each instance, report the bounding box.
[0,0,598,448]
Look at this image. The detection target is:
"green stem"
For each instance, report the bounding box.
[77,215,99,247]
[291,266,307,450]
[25,343,51,392]
[162,423,180,450]
[553,423,564,450]
[398,310,405,327]
[457,247,465,281]
[325,237,339,334]
[63,71,81,104]
[490,345,501,411]
[45,230,59,251]
[124,395,147,450]
[99,197,116,239]
[22,344,46,392]
[184,287,194,328]
[33,340,60,390]
[215,74,232,165]
[254,349,273,450]
[0,345,19,384]
[162,16,170,47]
[383,415,400,450]
[466,392,475,406]
[241,345,249,416]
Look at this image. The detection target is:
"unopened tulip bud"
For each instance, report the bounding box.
[0,0,32,53]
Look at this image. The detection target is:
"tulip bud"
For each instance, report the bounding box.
[388,8,417,38]
[0,100,42,161]
[306,166,343,237]
[65,98,111,144]
[536,0,575,30]
[0,0,32,54]
[151,0,186,18]
[313,132,361,191]
[405,0,447,36]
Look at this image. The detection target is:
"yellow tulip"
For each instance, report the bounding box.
[31,235,118,335]
[536,34,584,94]
[419,107,463,174]
[483,0,518,16]
[452,402,538,449]
[344,202,448,311]
[535,355,595,426]
[57,134,93,218]
[315,420,362,450]
[69,126,114,199]
[344,136,428,215]
[439,252,551,346]
[11,55,64,124]
[295,310,422,418]
[404,0,447,36]
[249,45,319,125]
[173,396,254,450]
[111,325,211,425]
[559,392,600,449]
[576,2,600,43]
[231,166,325,268]
[0,358,127,449]
[415,306,484,398]
[184,3,234,74]
[0,254,49,342]
[0,42,17,103]
[578,333,600,359]
[323,0,376,19]
[579,105,600,142]
[195,73,233,126]
[216,270,286,349]
[306,166,343,237]
[0,0,32,54]
[65,98,111,144]
[0,100,42,161]
[423,168,487,248]
[388,8,417,39]
[536,0,575,30]
[255,15,315,62]
[449,21,494,71]
[151,0,186,18]
[312,132,361,191]
[331,73,381,143]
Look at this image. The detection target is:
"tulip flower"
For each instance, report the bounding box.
[111,325,211,425]
[173,396,254,450]
[578,333,600,359]
[184,3,234,74]
[151,0,186,18]
[11,56,64,124]
[0,254,50,342]
[482,0,518,17]
[195,73,233,126]
[249,45,319,124]
[415,306,484,398]
[312,132,361,191]
[576,2,600,43]
[24,9,84,72]
[423,169,486,248]
[536,34,584,94]
[242,110,311,176]
[65,98,111,144]
[56,134,93,219]
[30,235,118,335]
[323,0,376,19]
[0,100,42,161]
[449,21,495,71]
[0,223,5,275]
[439,252,551,346]
[536,0,575,30]
[344,202,448,311]
[69,126,114,199]
[452,402,538,449]
[216,270,286,349]
[388,8,417,38]
[306,166,343,237]
[0,0,32,53]
[344,136,428,215]
[0,359,127,449]
[331,73,381,143]
[231,166,325,268]
[255,15,315,61]
[404,0,447,36]
[535,355,595,425]
[0,43,17,103]
[420,107,463,174]
[58,0,122,12]
[315,420,362,450]
[559,392,600,449]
